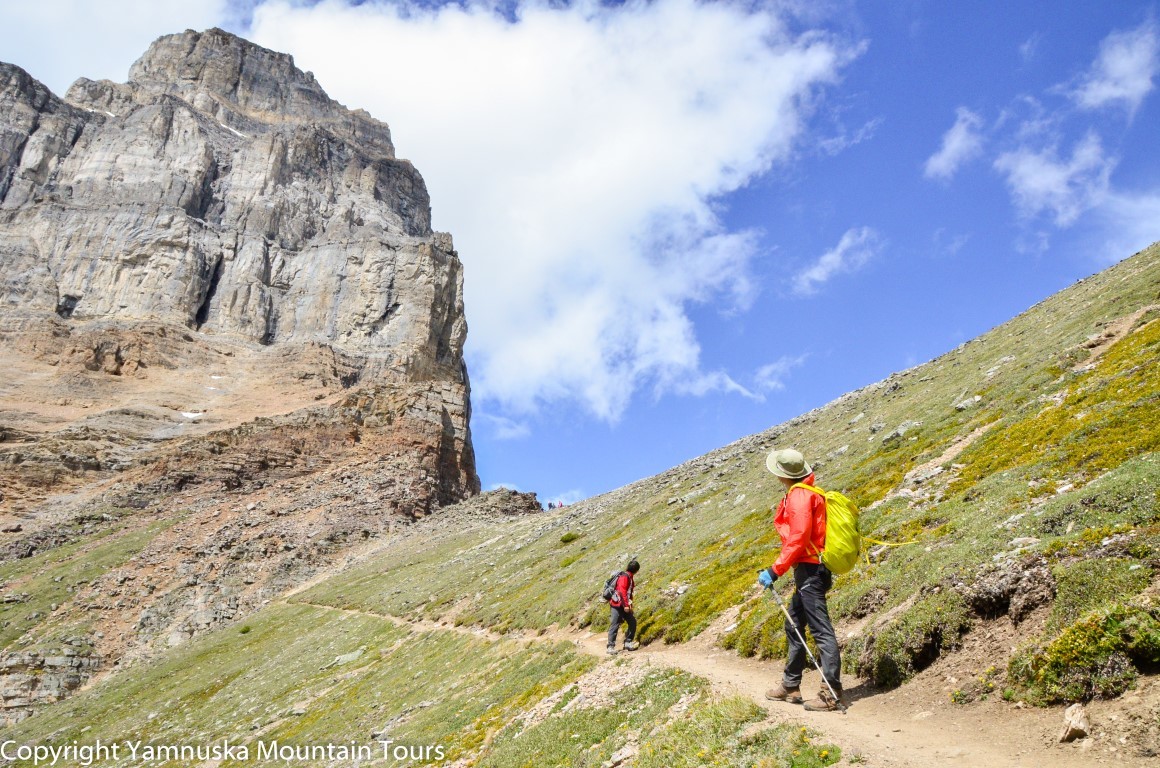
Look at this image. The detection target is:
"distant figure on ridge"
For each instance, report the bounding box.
[759,448,844,712]
[605,559,641,655]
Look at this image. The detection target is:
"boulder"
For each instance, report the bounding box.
[1059,703,1090,743]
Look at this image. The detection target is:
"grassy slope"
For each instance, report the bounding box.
[0,516,178,654]
[5,603,590,761]
[4,244,1159,762]
[293,244,1160,691]
[2,601,839,767]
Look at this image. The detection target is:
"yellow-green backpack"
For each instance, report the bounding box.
[791,483,861,576]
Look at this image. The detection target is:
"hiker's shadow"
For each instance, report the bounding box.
[838,681,877,707]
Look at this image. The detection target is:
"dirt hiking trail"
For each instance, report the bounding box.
[294,600,1158,767]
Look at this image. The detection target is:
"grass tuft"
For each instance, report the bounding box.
[853,591,972,688]
[1010,601,1160,703]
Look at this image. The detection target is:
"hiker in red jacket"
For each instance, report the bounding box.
[606,560,640,654]
[759,448,843,712]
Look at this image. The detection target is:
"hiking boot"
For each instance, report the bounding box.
[802,688,843,712]
[765,682,802,704]
[623,641,640,651]
[606,645,618,655]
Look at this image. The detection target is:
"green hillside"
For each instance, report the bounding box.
[291,244,1160,698]
[1,600,838,767]
[3,243,1158,764]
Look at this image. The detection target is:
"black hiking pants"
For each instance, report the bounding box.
[782,562,841,692]
[607,606,636,647]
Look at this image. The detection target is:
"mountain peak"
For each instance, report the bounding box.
[0,26,477,526]
[60,28,395,159]
[128,28,327,113]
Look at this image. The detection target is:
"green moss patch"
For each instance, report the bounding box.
[721,597,790,660]
[477,669,701,768]
[1035,456,1160,536]
[852,591,973,688]
[1010,601,1160,703]
[1047,558,1152,635]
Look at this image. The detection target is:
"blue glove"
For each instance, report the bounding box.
[757,568,776,589]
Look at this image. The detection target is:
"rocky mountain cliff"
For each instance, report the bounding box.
[0,29,480,722]
[3,28,449,354]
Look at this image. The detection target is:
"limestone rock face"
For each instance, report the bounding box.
[0,29,480,722]
[2,28,459,372]
[0,28,477,501]
[0,646,99,725]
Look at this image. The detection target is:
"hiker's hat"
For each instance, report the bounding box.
[766,448,811,479]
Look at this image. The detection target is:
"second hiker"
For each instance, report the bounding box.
[607,559,641,655]
[759,448,844,712]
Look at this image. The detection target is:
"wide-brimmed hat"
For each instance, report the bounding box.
[766,448,812,479]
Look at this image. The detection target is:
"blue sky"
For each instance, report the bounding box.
[2,1,1158,504]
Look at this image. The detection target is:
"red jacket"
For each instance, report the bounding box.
[610,571,634,610]
[772,474,827,577]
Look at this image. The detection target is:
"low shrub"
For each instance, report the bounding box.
[1047,557,1152,634]
[1009,601,1160,703]
[721,600,790,660]
[854,591,972,688]
[949,666,999,704]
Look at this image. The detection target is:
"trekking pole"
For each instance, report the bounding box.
[767,586,847,714]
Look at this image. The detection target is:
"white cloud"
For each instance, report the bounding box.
[932,228,970,257]
[1096,191,1160,262]
[668,370,759,401]
[664,354,808,402]
[1019,33,1042,63]
[793,227,881,296]
[985,24,1156,254]
[924,107,984,180]
[477,413,531,441]
[993,132,1116,226]
[0,0,230,94]
[818,116,883,156]
[994,95,1057,143]
[247,0,853,421]
[1069,21,1159,115]
[754,355,808,393]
